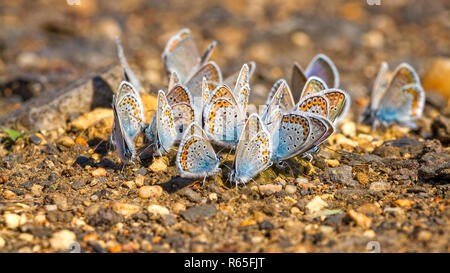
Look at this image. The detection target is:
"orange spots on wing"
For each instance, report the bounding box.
[181,138,198,170]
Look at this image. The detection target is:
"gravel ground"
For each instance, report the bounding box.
[0,0,449,253]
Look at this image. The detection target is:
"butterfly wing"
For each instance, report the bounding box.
[162,29,200,83]
[111,101,134,163]
[199,41,217,67]
[291,63,308,102]
[176,123,220,178]
[296,93,330,118]
[223,61,256,88]
[272,112,334,162]
[115,81,145,140]
[116,37,143,93]
[377,83,425,126]
[376,63,423,127]
[168,71,181,91]
[233,114,272,184]
[203,96,245,147]
[185,61,222,97]
[305,53,340,89]
[322,89,350,123]
[171,102,195,140]
[265,79,295,113]
[166,84,192,106]
[298,76,328,100]
[155,90,177,154]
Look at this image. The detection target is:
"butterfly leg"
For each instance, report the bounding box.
[301,153,314,162]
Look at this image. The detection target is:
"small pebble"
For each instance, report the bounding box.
[285,185,297,194]
[306,196,328,214]
[134,175,145,187]
[50,230,77,250]
[150,157,167,172]
[348,209,372,229]
[57,136,75,148]
[91,168,107,177]
[258,184,282,196]
[147,204,169,216]
[139,185,163,199]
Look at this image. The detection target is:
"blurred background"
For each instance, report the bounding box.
[0,0,449,118]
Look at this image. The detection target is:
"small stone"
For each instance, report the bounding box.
[340,121,356,137]
[172,203,186,214]
[112,202,141,217]
[29,134,42,145]
[423,58,450,99]
[295,177,308,184]
[4,213,25,229]
[57,136,75,148]
[355,172,369,185]
[134,175,145,187]
[0,175,7,184]
[91,168,107,177]
[70,108,113,130]
[357,203,382,215]
[285,185,297,194]
[147,204,170,216]
[290,207,300,215]
[18,233,34,242]
[258,220,275,230]
[369,181,390,192]
[122,181,135,189]
[240,220,257,227]
[71,179,86,190]
[348,209,371,229]
[50,230,77,250]
[150,157,167,173]
[75,136,88,146]
[31,184,43,196]
[326,159,340,167]
[258,184,282,196]
[0,236,5,248]
[3,189,16,199]
[107,242,122,253]
[392,199,414,208]
[209,193,218,202]
[180,204,217,222]
[362,30,385,49]
[417,230,432,241]
[306,196,328,214]
[363,230,376,239]
[181,188,202,203]
[139,185,163,199]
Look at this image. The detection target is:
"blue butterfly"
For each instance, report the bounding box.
[203,84,246,148]
[143,90,177,156]
[291,53,340,103]
[270,111,334,163]
[176,122,221,179]
[230,113,273,185]
[360,62,425,129]
[111,81,145,163]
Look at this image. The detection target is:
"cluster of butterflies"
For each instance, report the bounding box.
[111,28,425,185]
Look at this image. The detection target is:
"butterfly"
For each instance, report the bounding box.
[162,28,222,102]
[264,76,350,124]
[176,122,221,179]
[203,84,246,148]
[270,111,334,163]
[116,36,143,93]
[148,83,195,141]
[111,81,145,163]
[230,113,272,185]
[143,90,177,156]
[360,62,425,129]
[291,53,340,102]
